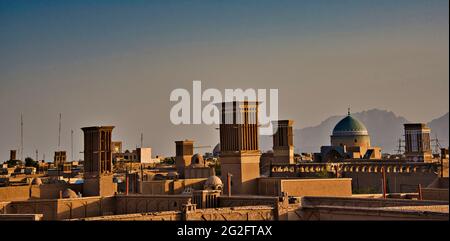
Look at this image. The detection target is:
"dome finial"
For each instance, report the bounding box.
[347,107,350,116]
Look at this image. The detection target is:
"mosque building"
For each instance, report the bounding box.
[318,109,382,162]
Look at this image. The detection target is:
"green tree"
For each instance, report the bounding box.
[5,159,21,167]
[25,157,38,168]
[162,157,175,165]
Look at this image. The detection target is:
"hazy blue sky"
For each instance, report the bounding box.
[0,0,448,159]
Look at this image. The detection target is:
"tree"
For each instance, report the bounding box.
[161,157,175,165]
[5,159,21,168]
[25,157,38,168]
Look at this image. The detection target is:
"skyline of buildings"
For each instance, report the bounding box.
[0,0,448,161]
[0,0,448,224]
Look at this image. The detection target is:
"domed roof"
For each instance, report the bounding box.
[62,188,78,199]
[31,177,42,185]
[167,171,178,178]
[191,153,204,166]
[204,175,223,190]
[332,113,368,136]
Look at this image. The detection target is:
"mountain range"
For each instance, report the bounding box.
[260,109,449,154]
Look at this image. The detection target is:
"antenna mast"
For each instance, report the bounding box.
[58,113,62,150]
[71,129,74,161]
[395,138,405,155]
[140,133,144,148]
[20,114,23,161]
[431,134,443,155]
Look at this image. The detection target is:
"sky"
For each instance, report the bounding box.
[0,0,448,159]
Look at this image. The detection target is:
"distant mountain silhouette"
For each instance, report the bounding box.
[260,109,449,154]
[428,112,449,149]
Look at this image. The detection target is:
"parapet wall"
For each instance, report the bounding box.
[257,177,352,197]
[218,195,278,208]
[297,196,449,221]
[0,183,82,202]
[185,206,274,221]
[2,194,193,220]
[138,178,207,195]
[422,188,449,201]
[70,205,275,221]
[114,194,192,215]
[300,196,449,207]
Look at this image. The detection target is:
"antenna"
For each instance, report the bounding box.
[140,133,144,148]
[394,138,405,154]
[58,113,62,150]
[36,149,38,162]
[20,113,23,161]
[71,129,74,161]
[431,134,443,155]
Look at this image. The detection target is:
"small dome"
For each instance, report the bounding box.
[332,114,368,136]
[191,153,204,166]
[167,171,178,178]
[31,177,42,185]
[204,175,223,190]
[62,188,77,199]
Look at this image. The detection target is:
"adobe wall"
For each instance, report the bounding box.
[0,214,43,221]
[282,178,352,197]
[56,196,116,220]
[171,178,207,194]
[71,211,181,221]
[2,196,116,220]
[139,180,171,195]
[6,199,59,220]
[422,188,449,201]
[0,183,83,202]
[0,186,30,201]
[114,194,192,214]
[1,194,192,220]
[139,178,207,195]
[31,183,82,199]
[291,196,449,221]
[0,201,10,213]
[218,196,278,208]
[185,206,275,221]
[257,178,352,197]
[300,196,449,208]
[185,167,214,179]
[299,206,449,220]
[257,178,281,196]
[344,172,437,193]
[70,205,275,221]
[83,175,116,197]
